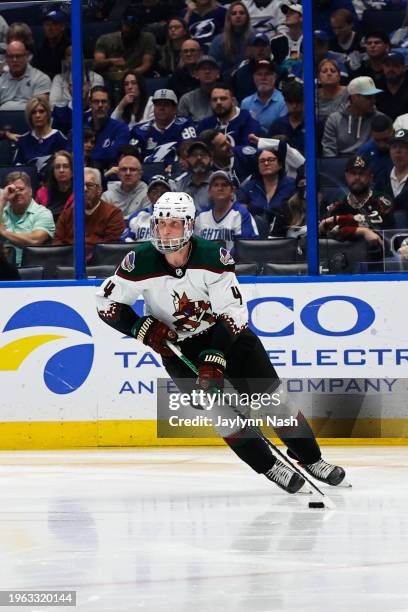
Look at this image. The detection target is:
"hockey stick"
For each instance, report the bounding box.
[166,341,336,509]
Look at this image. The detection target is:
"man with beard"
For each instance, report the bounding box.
[171,141,214,210]
[197,82,262,147]
[319,155,394,251]
[375,52,408,123]
[93,11,156,80]
[240,59,287,133]
[129,89,196,164]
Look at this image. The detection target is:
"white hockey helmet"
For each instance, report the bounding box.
[150,192,196,253]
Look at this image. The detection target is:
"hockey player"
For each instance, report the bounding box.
[96,192,346,494]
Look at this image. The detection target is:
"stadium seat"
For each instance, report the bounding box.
[319,239,368,274]
[0,111,29,135]
[55,265,117,279]
[393,210,408,229]
[4,246,16,266]
[21,246,74,279]
[235,263,259,276]
[0,140,12,166]
[317,158,348,188]
[321,186,347,204]
[91,242,143,266]
[234,238,299,264]
[1,4,46,24]
[18,266,45,280]
[262,263,308,276]
[253,214,270,239]
[141,162,167,181]
[361,9,405,35]
[145,78,169,97]
[0,165,39,193]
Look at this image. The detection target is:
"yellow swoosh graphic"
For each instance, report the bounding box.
[0,335,66,370]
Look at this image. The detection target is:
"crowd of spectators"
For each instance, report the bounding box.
[1,0,408,280]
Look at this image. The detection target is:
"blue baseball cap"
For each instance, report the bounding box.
[43,10,67,23]
[248,33,270,46]
[314,30,329,43]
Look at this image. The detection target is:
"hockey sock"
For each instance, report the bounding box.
[223,426,276,474]
[274,412,321,465]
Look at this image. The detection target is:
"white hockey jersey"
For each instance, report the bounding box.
[96,237,248,342]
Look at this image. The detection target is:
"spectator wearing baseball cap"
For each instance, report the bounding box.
[320,154,394,249]
[93,10,156,81]
[230,33,273,102]
[122,175,172,242]
[31,10,70,79]
[194,170,259,251]
[322,76,388,157]
[375,129,408,212]
[178,56,220,122]
[171,141,214,211]
[241,60,287,132]
[270,4,303,66]
[129,89,197,165]
[375,52,408,122]
[351,31,390,86]
[208,2,254,80]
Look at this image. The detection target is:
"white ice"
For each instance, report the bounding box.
[0,447,407,612]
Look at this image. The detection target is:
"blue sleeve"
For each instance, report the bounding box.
[208,35,223,64]
[240,96,251,112]
[14,139,25,164]
[56,131,68,148]
[239,208,259,239]
[116,122,130,148]
[245,115,262,141]
[196,116,213,135]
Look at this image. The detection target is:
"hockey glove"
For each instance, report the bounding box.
[131,316,178,357]
[197,350,226,392]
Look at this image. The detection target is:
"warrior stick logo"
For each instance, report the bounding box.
[0,301,94,394]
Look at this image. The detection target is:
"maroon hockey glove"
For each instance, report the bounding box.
[197,350,226,391]
[132,316,178,357]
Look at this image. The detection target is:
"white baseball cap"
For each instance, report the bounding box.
[281,3,303,15]
[347,76,383,96]
[152,89,178,104]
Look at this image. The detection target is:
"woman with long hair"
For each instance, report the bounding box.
[36,150,74,221]
[317,58,348,124]
[159,18,189,75]
[110,70,150,128]
[14,97,68,178]
[209,1,253,79]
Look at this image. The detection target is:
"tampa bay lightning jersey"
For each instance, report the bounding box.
[122,205,153,242]
[129,117,196,164]
[194,202,259,251]
[183,6,227,48]
[14,129,68,175]
[197,109,262,147]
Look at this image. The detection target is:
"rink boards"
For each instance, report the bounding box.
[0,280,408,448]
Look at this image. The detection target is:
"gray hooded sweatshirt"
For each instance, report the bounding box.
[322,104,388,157]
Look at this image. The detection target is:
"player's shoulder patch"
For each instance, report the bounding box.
[116,242,160,279]
[219,247,235,266]
[121,251,135,273]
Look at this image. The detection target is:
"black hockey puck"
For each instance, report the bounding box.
[309,501,325,508]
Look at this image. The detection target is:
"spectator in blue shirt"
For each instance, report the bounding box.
[237,147,296,220]
[357,114,394,179]
[15,97,67,178]
[240,59,287,133]
[83,85,129,170]
[197,82,262,146]
[268,80,305,154]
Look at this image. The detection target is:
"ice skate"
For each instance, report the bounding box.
[302,458,346,486]
[264,459,306,494]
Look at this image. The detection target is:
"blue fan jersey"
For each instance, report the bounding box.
[84,113,129,168]
[183,6,227,48]
[129,117,196,164]
[15,129,68,175]
[197,109,262,147]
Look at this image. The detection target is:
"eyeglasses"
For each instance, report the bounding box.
[182,48,200,54]
[84,182,98,189]
[91,99,109,106]
[259,157,278,164]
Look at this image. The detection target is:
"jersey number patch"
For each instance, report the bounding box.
[103,280,115,298]
[231,286,243,306]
